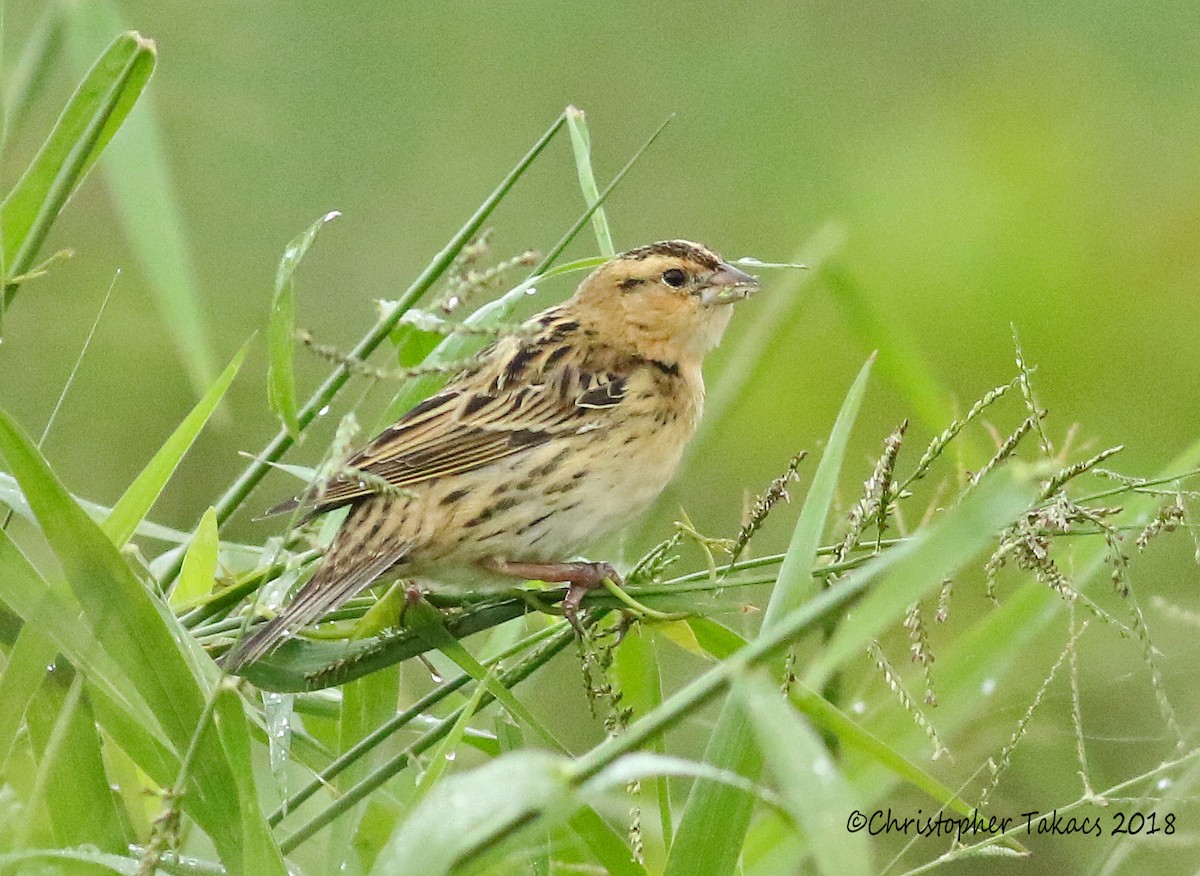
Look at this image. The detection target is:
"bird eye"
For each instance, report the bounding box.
[662,268,687,288]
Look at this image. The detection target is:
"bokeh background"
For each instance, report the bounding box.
[2,2,1199,873]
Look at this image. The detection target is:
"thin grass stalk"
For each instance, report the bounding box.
[447,559,883,866]
[267,619,565,823]
[157,113,569,585]
[278,622,577,852]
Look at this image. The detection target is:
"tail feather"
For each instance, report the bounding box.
[222,550,400,672]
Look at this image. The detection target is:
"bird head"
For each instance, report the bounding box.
[570,240,759,366]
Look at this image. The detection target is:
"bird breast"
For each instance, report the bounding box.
[411,364,702,587]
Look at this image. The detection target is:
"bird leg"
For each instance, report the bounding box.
[480,558,620,634]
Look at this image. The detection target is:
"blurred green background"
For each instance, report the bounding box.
[2,2,1199,872]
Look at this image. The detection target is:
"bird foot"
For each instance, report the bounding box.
[481,558,620,634]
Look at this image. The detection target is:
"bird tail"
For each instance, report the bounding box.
[221,550,401,673]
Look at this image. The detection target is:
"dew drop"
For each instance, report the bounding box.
[981,678,997,696]
[444,750,456,762]
[318,405,331,417]
[524,286,537,296]
[1157,777,1172,791]
[851,700,866,715]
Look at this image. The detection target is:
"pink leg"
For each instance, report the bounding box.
[480,558,621,633]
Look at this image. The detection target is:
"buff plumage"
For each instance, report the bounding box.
[226,240,758,669]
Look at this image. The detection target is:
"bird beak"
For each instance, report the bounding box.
[701,262,760,305]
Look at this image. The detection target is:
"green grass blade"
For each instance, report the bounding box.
[170,506,218,608]
[803,465,1039,689]
[0,625,57,773]
[104,340,247,547]
[331,663,402,873]
[1,471,202,543]
[613,626,672,860]
[162,113,567,588]
[766,353,876,626]
[369,750,570,876]
[1,31,154,307]
[536,113,671,272]
[209,684,289,874]
[0,406,285,873]
[565,105,614,256]
[665,355,875,876]
[0,5,64,151]
[23,673,131,853]
[737,673,872,876]
[269,211,340,437]
[407,601,566,752]
[0,526,163,736]
[850,438,1200,803]
[411,665,494,803]
[567,806,649,876]
[0,849,143,875]
[63,0,218,389]
[662,703,762,876]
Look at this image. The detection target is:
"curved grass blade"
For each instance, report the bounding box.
[0,526,163,737]
[682,617,1026,855]
[446,466,1039,871]
[158,113,568,592]
[63,0,218,389]
[1,31,154,310]
[0,625,58,773]
[565,105,614,256]
[170,506,218,608]
[368,750,570,876]
[103,340,248,547]
[737,673,872,876]
[665,354,875,876]
[0,471,203,543]
[22,672,131,854]
[851,438,1200,804]
[0,406,285,874]
[405,600,566,752]
[1,5,64,151]
[411,664,495,804]
[269,211,340,437]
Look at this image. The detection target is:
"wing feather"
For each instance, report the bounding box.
[279,330,633,516]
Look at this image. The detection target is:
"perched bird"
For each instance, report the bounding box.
[225,240,758,670]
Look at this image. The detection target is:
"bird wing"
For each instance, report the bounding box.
[277,339,630,516]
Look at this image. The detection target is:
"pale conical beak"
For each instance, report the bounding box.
[701,262,760,305]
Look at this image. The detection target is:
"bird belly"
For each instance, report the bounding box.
[407,416,691,591]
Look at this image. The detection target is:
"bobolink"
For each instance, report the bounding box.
[226,240,758,669]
